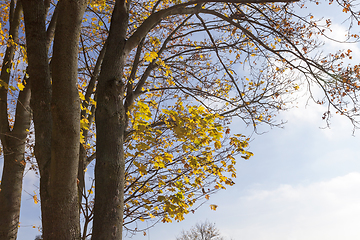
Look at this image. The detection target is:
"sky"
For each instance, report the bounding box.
[13,94,360,240]
[123,2,360,239]
[2,1,360,240]
[120,92,360,240]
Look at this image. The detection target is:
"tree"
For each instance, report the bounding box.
[0,0,359,239]
[0,0,86,239]
[176,221,226,240]
[34,235,43,240]
[0,2,30,239]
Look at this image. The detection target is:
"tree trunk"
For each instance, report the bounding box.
[0,143,26,240]
[92,1,129,239]
[0,2,29,239]
[0,154,25,240]
[46,0,86,238]
[23,0,86,238]
[0,83,31,240]
[21,1,53,238]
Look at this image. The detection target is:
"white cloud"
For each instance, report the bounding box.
[219,172,360,240]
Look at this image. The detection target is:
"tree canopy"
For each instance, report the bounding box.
[176,221,226,240]
[0,0,359,239]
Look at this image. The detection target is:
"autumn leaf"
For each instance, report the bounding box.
[144,51,158,62]
[33,191,38,205]
[17,82,25,91]
[214,141,221,149]
[150,37,161,47]
[210,204,218,211]
[79,92,85,101]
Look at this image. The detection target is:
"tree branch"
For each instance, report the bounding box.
[125,0,299,52]
[125,5,202,53]
[0,0,22,143]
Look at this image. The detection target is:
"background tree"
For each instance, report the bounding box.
[176,221,226,240]
[34,235,43,240]
[1,0,360,240]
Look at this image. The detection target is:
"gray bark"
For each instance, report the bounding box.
[0,84,31,240]
[0,2,30,239]
[23,0,86,238]
[47,0,86,238]
[92,0,128,239]
[22,0,53,238]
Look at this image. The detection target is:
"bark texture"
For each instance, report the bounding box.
[92,0,128,239]
[23,0,86,238]
[0,2,30,239]
[22,0,53,238]
[0,85,31,240]
[47,0,86,239]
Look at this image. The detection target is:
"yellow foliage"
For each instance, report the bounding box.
[17,82,25,91]
[210,204,218,211]
[144,51,158,62]
[33,192,38,205]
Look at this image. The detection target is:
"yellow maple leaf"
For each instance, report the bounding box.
[210,204,218,211]
[33,192,38,204]
[79,92,85,101]
[150,37,161,47]
[144,51,158,62]
[214,141,221,149]
[17,82,25,91]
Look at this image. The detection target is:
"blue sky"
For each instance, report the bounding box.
[2,1,360,240]
[120,91,360,240]
[121,4,360,238]
[14,97,360,239]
